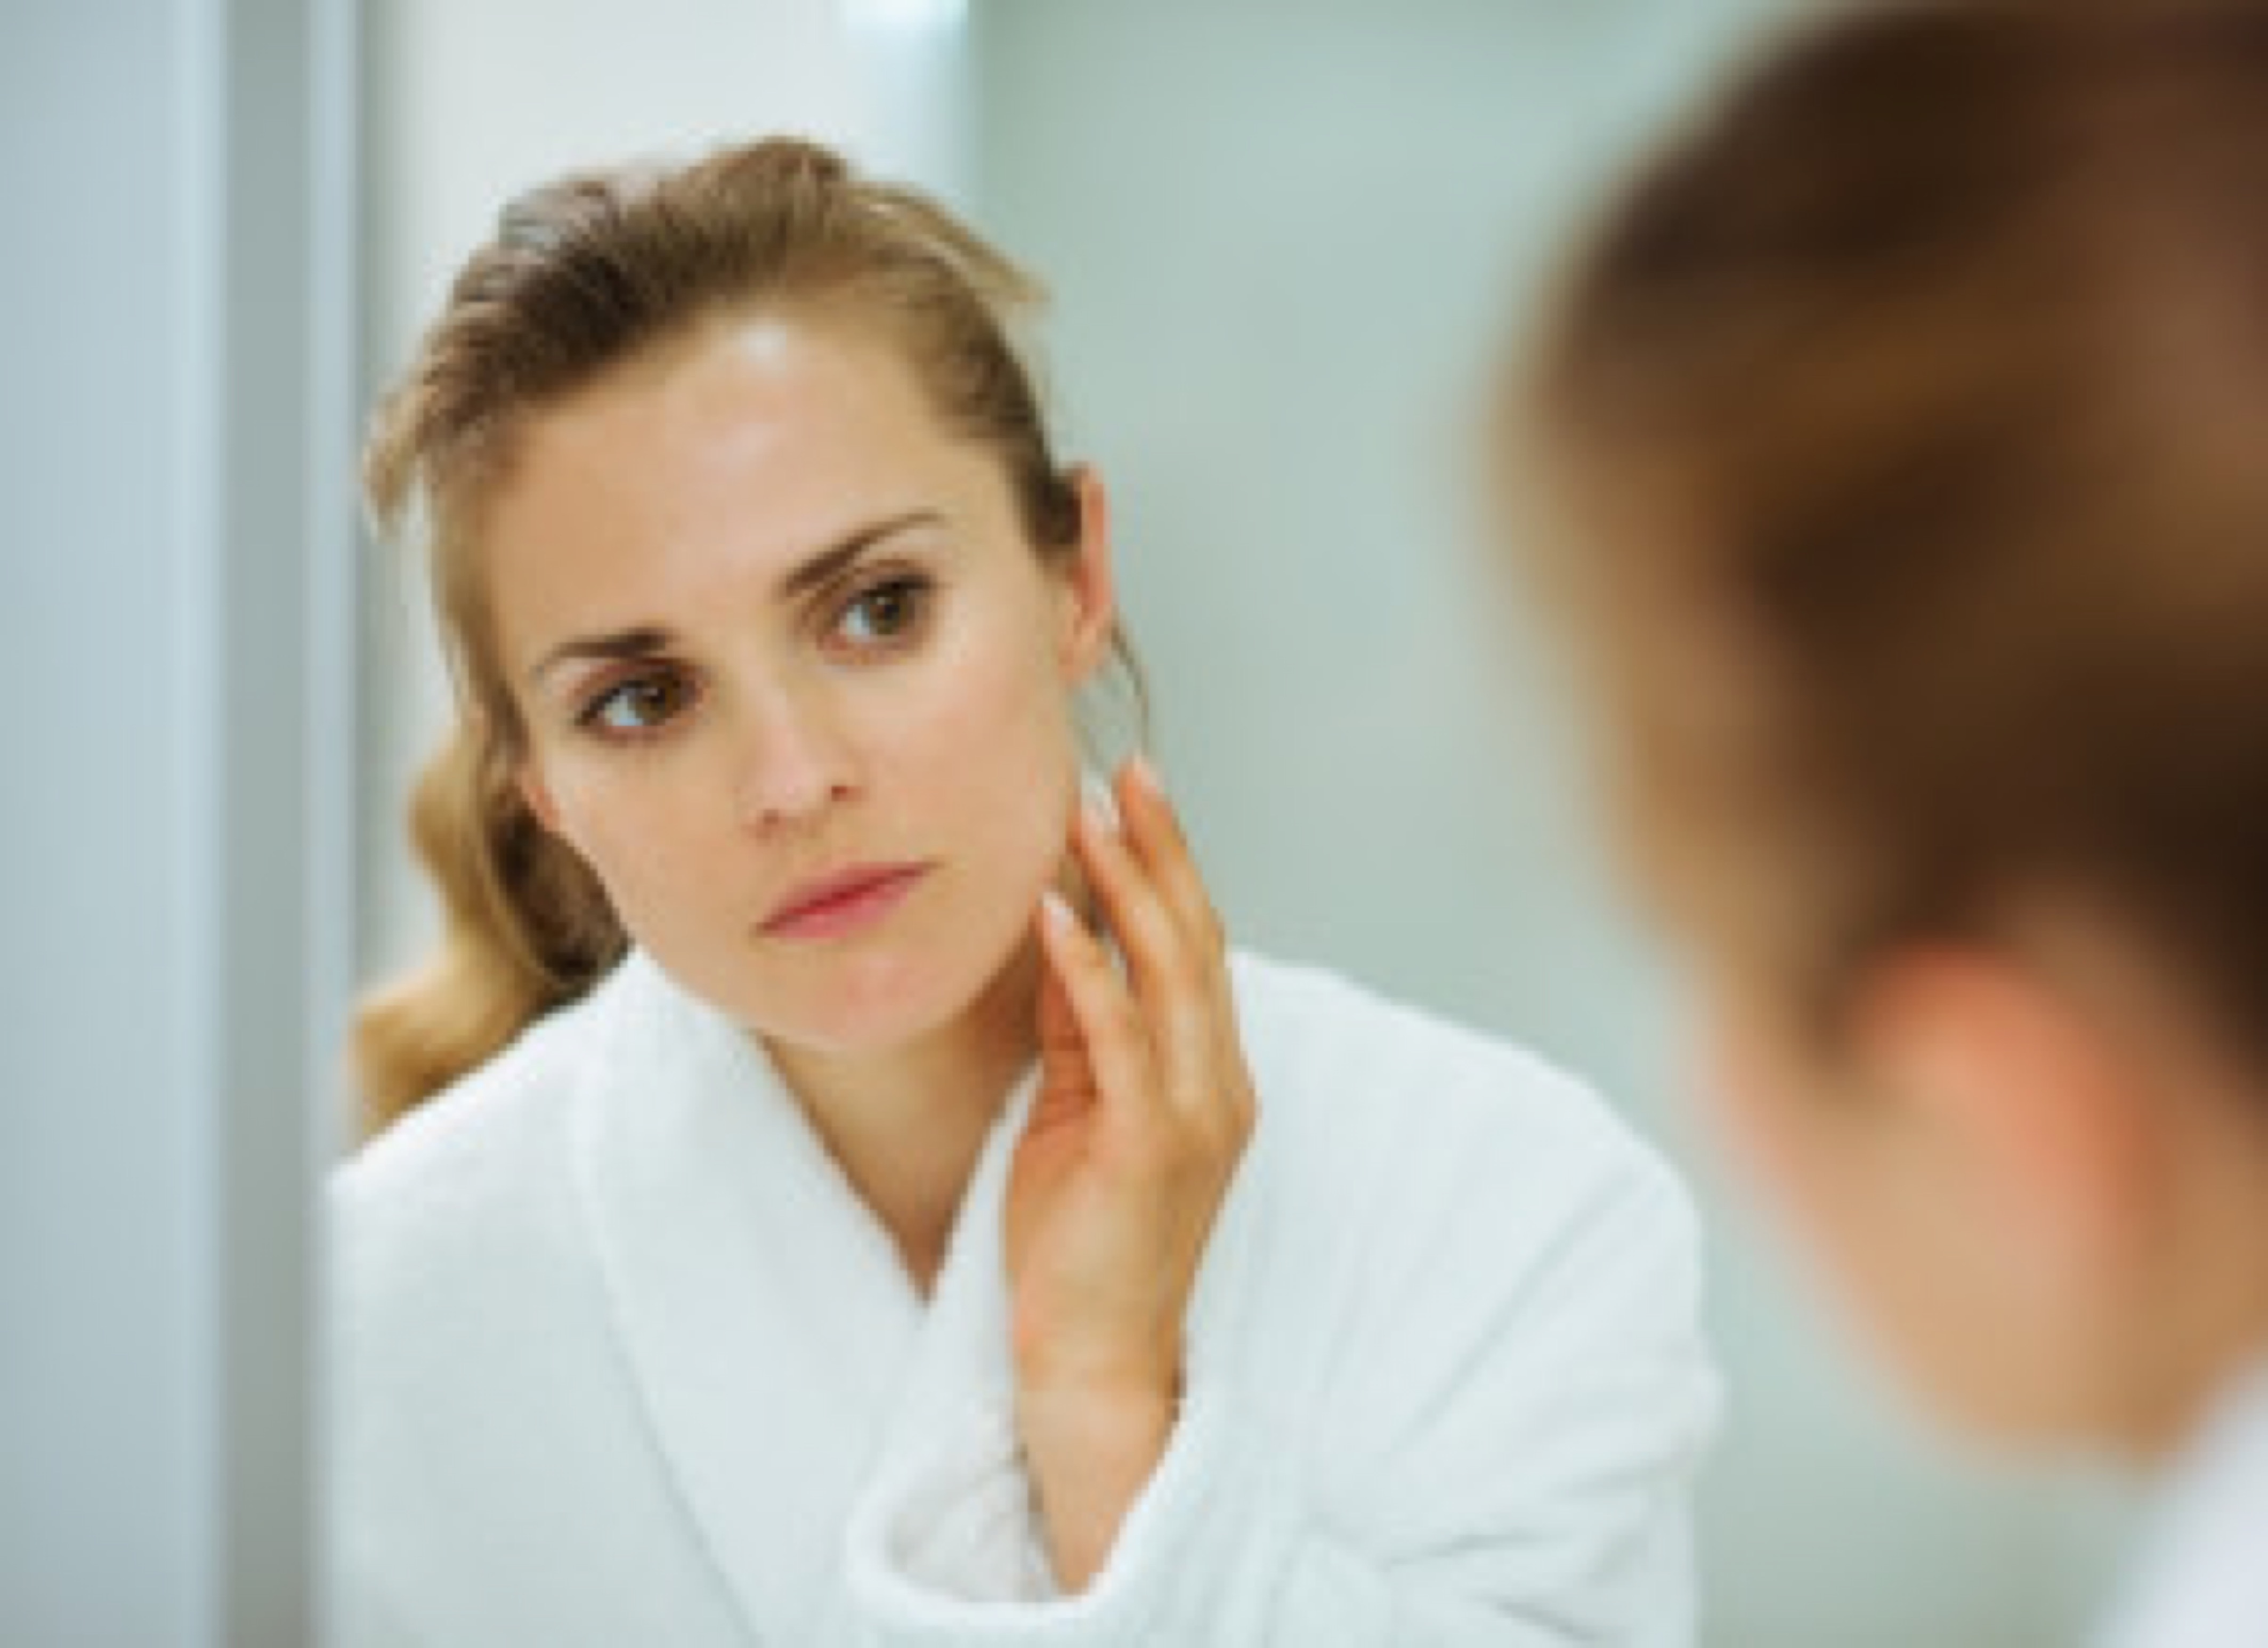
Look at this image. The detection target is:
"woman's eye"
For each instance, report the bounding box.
[581,672,693,736]
[835,577,933,649]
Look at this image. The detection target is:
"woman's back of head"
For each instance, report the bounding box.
[1525,0,2268,1068]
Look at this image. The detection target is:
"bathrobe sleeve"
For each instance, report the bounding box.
[838,966,1718,1647]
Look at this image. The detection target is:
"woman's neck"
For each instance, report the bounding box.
[765,936,1044,1295]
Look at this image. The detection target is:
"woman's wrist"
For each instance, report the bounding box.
[1015,1373,1180,1592]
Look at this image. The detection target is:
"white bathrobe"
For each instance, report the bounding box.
[331,947,1718,1646]
[2097,1359,2268,1648]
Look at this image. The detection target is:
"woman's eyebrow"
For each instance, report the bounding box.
[529,624,674,685]
[526,510,946,685]
[777,507,945,601]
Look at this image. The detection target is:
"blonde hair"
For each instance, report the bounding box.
[358,136,1129,1135]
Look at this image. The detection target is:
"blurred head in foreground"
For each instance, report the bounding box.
[1516,0,2268,1456]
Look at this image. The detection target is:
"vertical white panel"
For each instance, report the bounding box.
[4,2,222,1637]
[210,0,358,1637]
[2,1,352,1642]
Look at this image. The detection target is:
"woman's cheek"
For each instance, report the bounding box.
[544,750,694,906]
[924,635,1081,891]
[904,618,1067,775]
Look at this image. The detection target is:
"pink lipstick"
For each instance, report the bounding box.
[760,862,930,940]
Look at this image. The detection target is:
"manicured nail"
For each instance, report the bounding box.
[1041,889,1076,933]
[1080,788,1117,838]
[1128,752,1165,798]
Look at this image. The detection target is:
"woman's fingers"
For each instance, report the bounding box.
[1034,922,1094,1105]
[1114,761,1257,1141]
[1113,757,1226,964]
[1072,789,1220,1095]
[1038,889,1161,1119]
[1072,761,1252,1127]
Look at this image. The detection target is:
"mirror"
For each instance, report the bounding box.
[346,6,2132,1646]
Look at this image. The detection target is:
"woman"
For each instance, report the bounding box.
[334,138,1714,1645]
[1515,4,2268,1644]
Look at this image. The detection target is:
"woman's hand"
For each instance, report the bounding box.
[1005,755,1258,1590]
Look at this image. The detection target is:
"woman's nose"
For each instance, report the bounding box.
[732,688,856,833]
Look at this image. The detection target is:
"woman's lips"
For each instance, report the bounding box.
[759,862,930,940]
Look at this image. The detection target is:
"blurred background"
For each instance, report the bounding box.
[12,1,2133,1643]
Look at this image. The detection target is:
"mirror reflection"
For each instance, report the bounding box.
[340,5,2218,1647]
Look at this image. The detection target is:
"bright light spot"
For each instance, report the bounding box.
[843,0,968,42]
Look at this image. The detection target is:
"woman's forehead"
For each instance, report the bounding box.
[481,321,1003,624]
[519,317,959,510]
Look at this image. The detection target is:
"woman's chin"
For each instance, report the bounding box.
[740,944,984,1057]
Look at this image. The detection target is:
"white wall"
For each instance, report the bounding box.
[5,1,355,1642]
[6,13,215,1636]
[966,2,2131,1644]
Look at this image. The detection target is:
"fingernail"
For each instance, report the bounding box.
[1128,752,1165,797]
[1041,889,1076,934]
[1079,783,1118,837]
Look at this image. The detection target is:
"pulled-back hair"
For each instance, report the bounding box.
[1525,2,2268,1056]
[358,136,1125,1134]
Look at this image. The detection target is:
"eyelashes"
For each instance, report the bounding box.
[566,570,941,745]
[830,572,935,652]
[576,668,698,739]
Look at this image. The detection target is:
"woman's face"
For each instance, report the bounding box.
[481,313,1114,1053]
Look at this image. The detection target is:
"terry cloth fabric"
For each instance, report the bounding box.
[331,947,1719,1646]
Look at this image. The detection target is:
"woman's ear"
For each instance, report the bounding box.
[1847,943,2167,1287]
[1057,464,1120,685]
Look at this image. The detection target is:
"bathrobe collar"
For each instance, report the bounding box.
[569,951,1035,1643]
[2102,1354,2268,1648]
